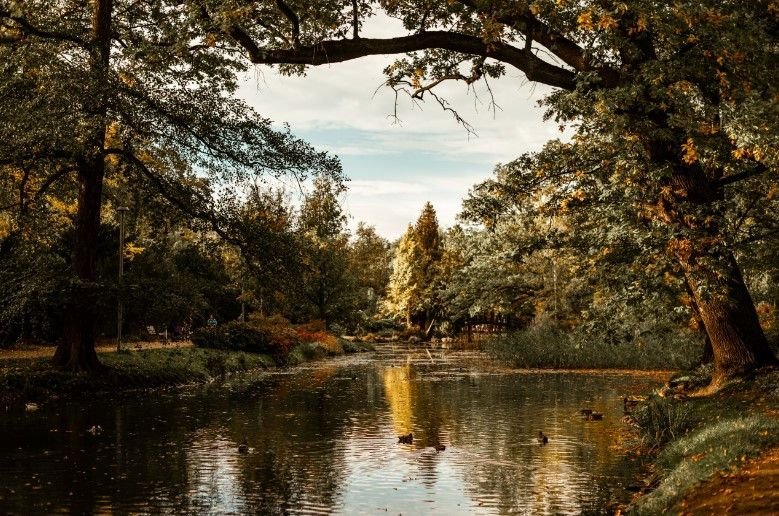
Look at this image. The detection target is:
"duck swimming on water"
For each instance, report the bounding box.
[398,433,413,444]
[537,432,548,445]
[238,438,249,454]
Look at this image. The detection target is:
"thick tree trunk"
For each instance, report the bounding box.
[53,0,113,372]
[54,162,105,371]
[680,252,776,386]
[659,167,777,387]
[684,278,714,364]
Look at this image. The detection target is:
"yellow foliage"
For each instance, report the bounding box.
[681,138,699,165]
[529,3,541,16]
[124,242,145,260]
[597,15,618,31]
[577,11,594,31]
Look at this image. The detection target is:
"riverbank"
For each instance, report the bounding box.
[628,366,779,514]
[0,340,374,408]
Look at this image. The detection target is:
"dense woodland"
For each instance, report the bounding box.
[0,1,777,391]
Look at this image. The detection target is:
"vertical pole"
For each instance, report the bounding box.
[239,247,245,322]
[117,207,128,351]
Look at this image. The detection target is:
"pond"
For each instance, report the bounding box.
[0,345,666,515]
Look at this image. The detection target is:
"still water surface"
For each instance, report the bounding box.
[0,346,666,515]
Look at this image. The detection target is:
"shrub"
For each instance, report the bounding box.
[286,342,329,365]
[191,322,271,352]
[192,321,294,362]
[295,327,342,354]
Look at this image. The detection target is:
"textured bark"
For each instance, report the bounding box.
[681,253,776,386]
[53,0,112,372]
[54,162,105,371]
[661,168,777,386]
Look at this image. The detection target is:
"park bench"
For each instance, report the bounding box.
[145,325,168,343]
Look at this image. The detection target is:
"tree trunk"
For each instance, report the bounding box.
[658,166,777,387]
[54,162,105,371]
[53,0,113,371]
[684,278,714,364]
[680,251,776,386]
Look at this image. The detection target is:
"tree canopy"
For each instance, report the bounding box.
[198,0,778,387]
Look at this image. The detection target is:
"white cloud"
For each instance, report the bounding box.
[236,16,567,238]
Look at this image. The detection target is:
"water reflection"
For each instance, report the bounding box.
[0,346,665,514]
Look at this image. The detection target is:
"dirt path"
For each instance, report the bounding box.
[0,341,193,361]
[678,447,779,515]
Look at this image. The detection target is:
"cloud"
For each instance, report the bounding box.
[236,16,567,239]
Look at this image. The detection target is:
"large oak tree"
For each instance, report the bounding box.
[197,0,778,388]
[0,0,340,370]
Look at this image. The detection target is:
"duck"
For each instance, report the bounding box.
[398,433,413,444]
[434,444,446,452]
[238,438,249,454]
[590,412,604,421]
[537,432,548,445]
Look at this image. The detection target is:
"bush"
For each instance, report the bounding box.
[191,322,270,352]
[192,321,294,362]
[286,342,329,365]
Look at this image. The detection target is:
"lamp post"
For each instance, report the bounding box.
[238,247,245,322]
[116,206,129,351]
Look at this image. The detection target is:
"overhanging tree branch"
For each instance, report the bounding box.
[231,30,579,90]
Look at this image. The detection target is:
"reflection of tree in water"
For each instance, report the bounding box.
[0,358,662,514]
[382,364,414,435]
[415,373,655,514]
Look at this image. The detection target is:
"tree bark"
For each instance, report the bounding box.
[659,167,777,387]
[680,251,776,386]
[53,0,112,371]
[54,161,105,371]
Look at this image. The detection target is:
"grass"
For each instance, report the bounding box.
[0,347,274,405]
[486,326,701,370]
[629,368,779,514]
[0,337,377,406]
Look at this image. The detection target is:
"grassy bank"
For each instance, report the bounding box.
[485,327,701,370]
[0,339,375,406]
[0,348,274,406]
[628,367,779,514]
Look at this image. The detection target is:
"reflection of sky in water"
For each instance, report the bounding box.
[0,348,667,515]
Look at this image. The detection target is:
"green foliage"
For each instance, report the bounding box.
[191,321,293,362]
[384,203,444,328]
[285,342,330,366]
[486,326,701,370]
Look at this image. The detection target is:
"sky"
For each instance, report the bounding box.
[236,20,566,240]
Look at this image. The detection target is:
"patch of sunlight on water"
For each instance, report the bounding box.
[0,345,667,515]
